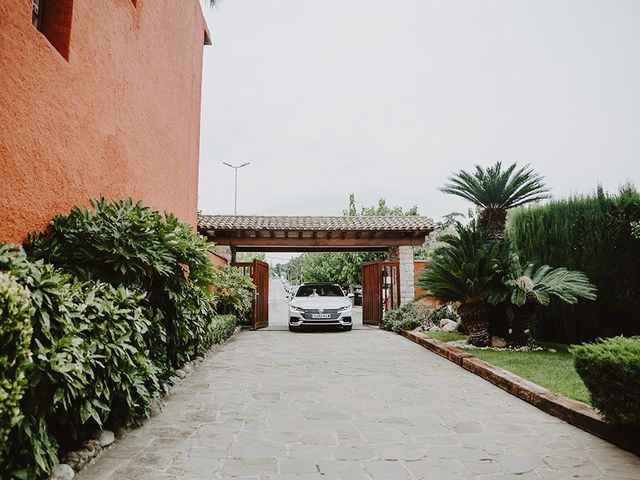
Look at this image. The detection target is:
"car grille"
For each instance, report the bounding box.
[301,308,340,320]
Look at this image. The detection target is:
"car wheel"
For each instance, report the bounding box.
[289,325,298,332]
[343,325,352,331]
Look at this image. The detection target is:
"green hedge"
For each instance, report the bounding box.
[508,186,640,343]
[571,336,640,428]
[0,198,250,480]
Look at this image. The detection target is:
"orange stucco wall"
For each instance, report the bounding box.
[0,0,209,243]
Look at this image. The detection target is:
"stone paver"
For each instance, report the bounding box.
[78,330,640,479]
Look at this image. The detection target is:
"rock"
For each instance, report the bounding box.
[182,364,193,374]
[50,463,75,480]
[82,440,102,457]
[427,325,441,332]
[175,369,187,379]
[490,336,508,348]
[440,319,459,333]
[195,356,204,362]
[62,452,81,471]
[96,429,115,447]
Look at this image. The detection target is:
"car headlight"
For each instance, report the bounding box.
[290,305,305,312]
[337,305,351,312]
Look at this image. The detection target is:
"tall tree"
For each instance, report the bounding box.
[441,162,550,239]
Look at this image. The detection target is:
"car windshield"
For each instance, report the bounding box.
[295,285,344,297]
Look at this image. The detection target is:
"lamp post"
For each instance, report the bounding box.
[222,162,250,215]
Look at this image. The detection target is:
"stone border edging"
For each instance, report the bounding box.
[399,329,640,457]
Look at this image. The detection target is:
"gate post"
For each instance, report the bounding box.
[398,246,415,306]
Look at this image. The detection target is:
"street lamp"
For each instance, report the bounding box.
[222,162,250,215]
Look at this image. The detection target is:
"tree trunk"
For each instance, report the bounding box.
[511,302,537,346]
[480,208,507,240]
[457,302,491,346]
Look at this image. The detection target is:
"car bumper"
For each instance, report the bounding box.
[289,310,353,327]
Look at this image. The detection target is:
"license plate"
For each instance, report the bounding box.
[311,313,331,319]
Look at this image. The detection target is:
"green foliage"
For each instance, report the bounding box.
[417,221,501,304]
[209,266,255,320]
[208,314,238,345]
[631,220,640,239]
[0,198,245,478]
[299,251,384,286]
[0,272,34,467]
[27,198,217,370]
[429,303,460,325]
[381,301,434,333]
[441,162,550,210]
[508,186,640,342]
[489,256,597,308]
[571,336,640,427]
[343,193,419,217]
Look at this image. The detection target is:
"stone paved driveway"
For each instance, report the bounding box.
[78,329,640,479]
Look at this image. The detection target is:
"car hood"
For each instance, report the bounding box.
[290,297,351,309]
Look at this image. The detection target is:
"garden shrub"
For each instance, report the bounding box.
[571,336,640,428]
[508,186,640,342]
[0,272,34,468]
[209,265,255,322]
[429,303,459,326]
[0,198,247,479]
[27,198,219,372]
[209,314,237,345]
[0,246,165,479]
[381,301,434,333]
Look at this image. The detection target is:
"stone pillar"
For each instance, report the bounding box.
[388,246,400,262]
[398,245,415,306]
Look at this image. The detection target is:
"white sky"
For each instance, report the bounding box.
[198,0,640,223]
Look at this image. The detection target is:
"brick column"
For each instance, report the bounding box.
[399,245,415,306]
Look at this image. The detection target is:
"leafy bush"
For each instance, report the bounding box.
[571,336,640,428]
[208,314,237,345]
[209,266,255,321]
[27,198,218,371]
[0,246,165,479]
[0,198,245,479]
[429,304,459,326]
[0,272,34,468]
[381,301,433,333]
[509,186,640,342]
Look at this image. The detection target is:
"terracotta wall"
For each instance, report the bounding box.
[414,260,439,306]
[0,0,209,243]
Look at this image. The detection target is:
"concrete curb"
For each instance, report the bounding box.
[399,329,640,456]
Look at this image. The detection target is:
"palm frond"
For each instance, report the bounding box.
[441,162,550,209]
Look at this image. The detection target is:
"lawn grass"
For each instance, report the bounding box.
[423,331,466,343]
[421,331,591,405]
[466,347,591,405]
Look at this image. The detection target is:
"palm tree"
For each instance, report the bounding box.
[489,258,597,345]
[441,162,550,239]
[417,221,501,346]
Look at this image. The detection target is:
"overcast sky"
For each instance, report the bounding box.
[198,0,640,223]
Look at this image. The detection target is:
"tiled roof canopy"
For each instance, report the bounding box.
[198,215,435,232]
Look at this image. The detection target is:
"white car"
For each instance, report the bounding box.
[288,282,353,331]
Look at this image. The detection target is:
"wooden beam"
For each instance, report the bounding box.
[284,231,289,238]
[269,230,275,238]
[326,231,333,239]
[211,236,417,248]
[254,230,261,238]
[297,231,303,238]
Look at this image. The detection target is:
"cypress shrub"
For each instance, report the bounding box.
[508,186,640,343]
[571,336,640,428]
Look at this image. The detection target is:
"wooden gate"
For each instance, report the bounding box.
[235,259,269,330]
[362,261,400,325]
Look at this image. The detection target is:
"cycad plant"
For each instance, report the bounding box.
[441,162,550,239]
[490,257,597,345]
[417,221,500,346]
